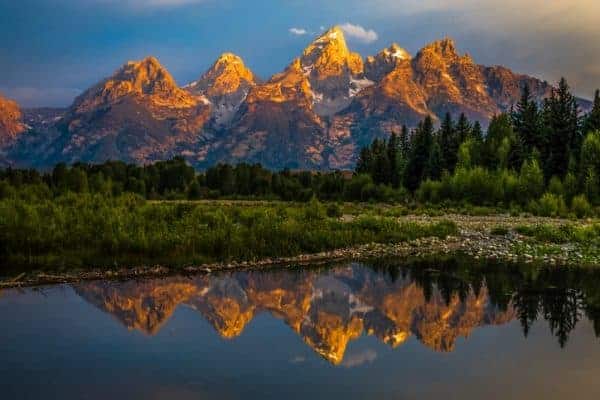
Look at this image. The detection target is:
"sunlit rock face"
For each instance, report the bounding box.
[365,43,411,82]
[45,56,211,165]
[411,38,498,123]
[300,26,370,116]
[186,53,257,127]
[74,265,515,364]
[206,59,327,170]
[0,93,26,147]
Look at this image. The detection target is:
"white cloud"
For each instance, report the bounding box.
[289,27,308,36]
[340,23,378,44]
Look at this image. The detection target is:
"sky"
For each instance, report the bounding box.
[1,0,599,107]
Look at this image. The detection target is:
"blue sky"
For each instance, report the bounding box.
[1,0,599,107]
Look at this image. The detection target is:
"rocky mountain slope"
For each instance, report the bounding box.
[2,26,590,170]
[186,52,257,127]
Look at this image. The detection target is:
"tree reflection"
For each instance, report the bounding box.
[385,255,600,347]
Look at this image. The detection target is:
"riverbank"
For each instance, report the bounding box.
[2,212,599,289]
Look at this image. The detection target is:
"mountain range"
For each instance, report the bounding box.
[0,26,592,170]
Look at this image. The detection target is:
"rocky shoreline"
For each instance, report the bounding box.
[1,215,598,289]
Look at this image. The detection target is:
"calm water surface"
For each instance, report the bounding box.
[1,259,599,399]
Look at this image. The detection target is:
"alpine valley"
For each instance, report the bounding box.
[0,27,591,170]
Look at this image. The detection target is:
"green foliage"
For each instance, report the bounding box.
[537,193,567,217]
[512,83,543,159]
[571,195,592,218]
[584,90,600,134]
[519,159,545,201]
[542,78,580,179]
[516,223,600,244]
[584,168,600,205]
[0,196,458,269]
[405,116,435,191]
[547,176,565,197]
[326,203,343,218]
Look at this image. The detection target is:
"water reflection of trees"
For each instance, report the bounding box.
[374,256,600,347]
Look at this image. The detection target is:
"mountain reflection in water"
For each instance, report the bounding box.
[71,260,600,364]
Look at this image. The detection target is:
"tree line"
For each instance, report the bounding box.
[356,78,600,216]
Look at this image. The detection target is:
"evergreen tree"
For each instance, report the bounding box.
[427,140,443,180]
[584,89,600,134]
[372,138,391,185]
[387,132,401,187]
[400,125,410,157]
[512,84,543,157]
[355,147,373,175]
[438,112,458,173]
[455,113,472,144]
[508,134,526,171]
[404,116,434,191]
[543,78,580,178]
[482,114,521,170]
[471,121,484,142]
[580,131,600,201]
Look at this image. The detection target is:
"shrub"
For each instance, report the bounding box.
[537,193,567,217]
[303,197,326,221]
[326,203,343,218]
[571,195,592,218]
[547,176,565,197]
[417,179,443,203]
[519,159,544,202]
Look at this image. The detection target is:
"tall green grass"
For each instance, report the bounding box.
[0,194,457,270]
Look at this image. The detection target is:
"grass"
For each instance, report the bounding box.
[0,194,458,271]
[515,223,600,244]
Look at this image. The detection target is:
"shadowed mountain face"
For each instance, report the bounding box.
[73,264,516,364]
[2,27,592,169]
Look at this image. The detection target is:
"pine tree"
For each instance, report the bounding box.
[471,121,484,142]
[512,84,543,157]
[427,140,443,180]
[372,139,391,185]
[584,89,600,134]
[455,113,472,144]
[400,125,410,158]
[355,147,373,175]
[387,132,401,188]
[543,78,580,178]
[438,112,458,173]
[404,116,434,191]
[508,134,526,172]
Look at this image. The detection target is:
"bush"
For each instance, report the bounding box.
[326,203,343,218]
[519,159,544,202]
[417,179,443,203]
[537,193,567,217]
[547,176,565,197]
[571,195,592,218]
